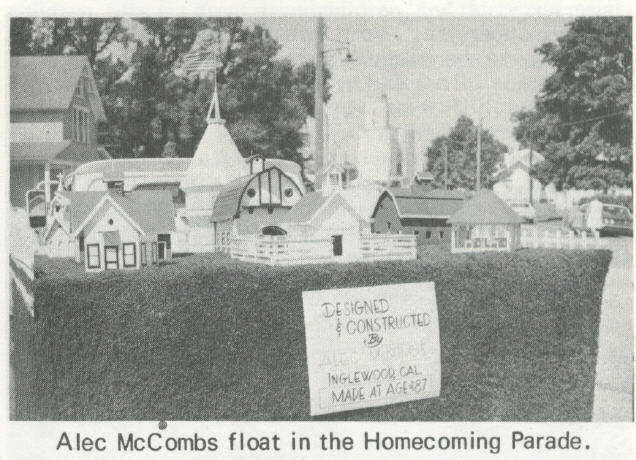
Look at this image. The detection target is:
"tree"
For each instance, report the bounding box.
[512,17,632,191]
[10,18,34,55]
[24,18,130,66]
[426,116,508,190]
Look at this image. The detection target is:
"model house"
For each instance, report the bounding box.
[371,188,465,245]
[42,190,175,271]
[448,189,523,253]
[10,56,110,214]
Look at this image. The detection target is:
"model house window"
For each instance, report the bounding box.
[123,243,137,267]
[86,244,100,268]
[140,243,147,266]
[425,231,432,239]
[151,242,158,263]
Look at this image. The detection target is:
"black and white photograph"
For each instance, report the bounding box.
[3,9,634,458]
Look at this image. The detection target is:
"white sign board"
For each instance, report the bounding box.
[302,282,441,416]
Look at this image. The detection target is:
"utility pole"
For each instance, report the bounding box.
[314,17,325,175]
[528,138,534,205]
[443,141,448,190]
[476,119,482,191]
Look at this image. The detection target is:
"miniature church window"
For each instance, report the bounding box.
[123,243,136,267]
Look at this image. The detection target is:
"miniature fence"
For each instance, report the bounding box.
[230,233,417,265]
[360,234,417,261]
[230,235,333,266]
[520,228,600,250]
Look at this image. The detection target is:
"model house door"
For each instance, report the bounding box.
[158,241,166,260]
[104,246,119,270]
[332,235,343,256]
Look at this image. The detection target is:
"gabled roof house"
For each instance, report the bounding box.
[10,55,110,209]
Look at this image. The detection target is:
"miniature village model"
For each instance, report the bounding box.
[16,55,596,271]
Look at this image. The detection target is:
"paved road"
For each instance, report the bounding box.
[592,236,633,421]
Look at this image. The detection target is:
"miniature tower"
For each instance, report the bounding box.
[180,54,246,248]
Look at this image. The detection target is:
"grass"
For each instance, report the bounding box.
[12,249,611,421]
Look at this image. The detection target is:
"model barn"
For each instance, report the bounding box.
[371,188,465,245]
[210,161,304,251]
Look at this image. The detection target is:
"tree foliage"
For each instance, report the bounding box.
[10,17,329,171]
[512,17,632,191]
[426,116,508,190]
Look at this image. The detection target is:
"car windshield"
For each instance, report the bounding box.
[602,205,632,220]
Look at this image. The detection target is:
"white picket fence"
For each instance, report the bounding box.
[520,228,600,250]
[230,235,333,265]
[230,233,417,265]
[360,234,417,261]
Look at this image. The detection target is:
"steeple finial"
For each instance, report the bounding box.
[206,75,223,124]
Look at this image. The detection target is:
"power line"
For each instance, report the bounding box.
[556,110,629,127]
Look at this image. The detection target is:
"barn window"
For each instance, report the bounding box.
[247,188,256,198]
[284,188,293,197]
[123,243,136,267]
[87,244,100,268]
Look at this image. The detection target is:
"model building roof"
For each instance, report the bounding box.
[10,141,111,164]
[372,188,465,219]
[448,189,524,225]
[57,190,176,235]
[180,119,247,189]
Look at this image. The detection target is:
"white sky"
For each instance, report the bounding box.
[245,17,572,170]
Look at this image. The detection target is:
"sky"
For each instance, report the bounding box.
[246,17,572,171]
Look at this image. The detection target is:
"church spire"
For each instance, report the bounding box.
[206,75,223,124]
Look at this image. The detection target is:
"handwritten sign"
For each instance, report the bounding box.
[302,282,441,416]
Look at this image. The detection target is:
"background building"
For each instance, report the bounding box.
[355,94,415,187]
[10,56,110,209]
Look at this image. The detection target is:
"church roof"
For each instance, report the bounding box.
[448,189,524,225]
[180,119,247,189]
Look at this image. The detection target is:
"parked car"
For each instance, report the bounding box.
[509,202,536,223]
[567,201,633,236]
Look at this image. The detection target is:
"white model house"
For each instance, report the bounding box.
[42,190,175,271]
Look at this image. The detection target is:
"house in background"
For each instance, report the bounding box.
[492,148,546,204]
[42,190,175,272]
[371,188,465,245]
[10,55,110,215]
[448,189,524,253]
